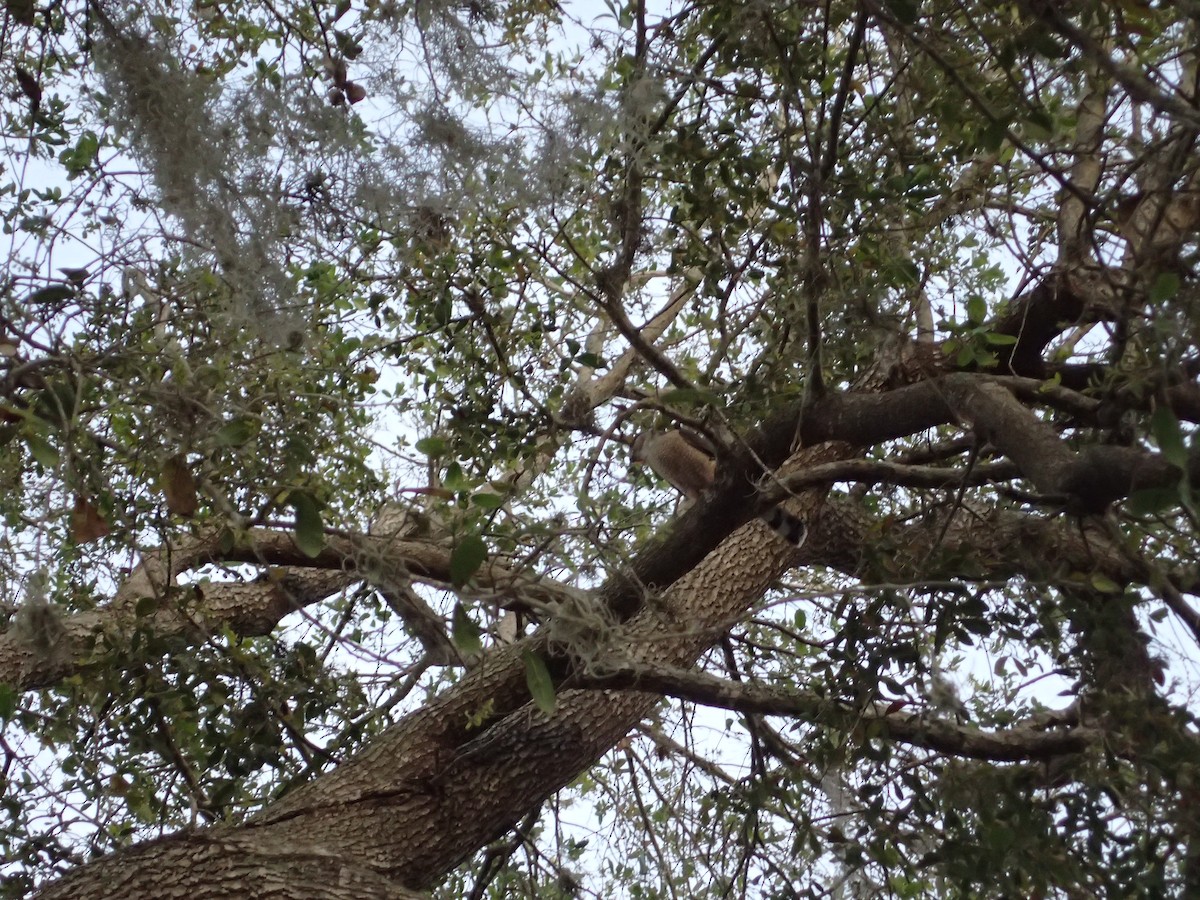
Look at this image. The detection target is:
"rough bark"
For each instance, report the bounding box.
[40,362,1172,895]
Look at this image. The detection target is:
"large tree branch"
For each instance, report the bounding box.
[1018,0,1200,131]
[35,404,1190,896]
[3,528,584,692]
[2,567,355,692]
[988,266,1128,377]
[579,659,1099,762]
[939,374,1195,512]
[19,359,1188,696]
[35,831,428,900]
[39,432,1176,896]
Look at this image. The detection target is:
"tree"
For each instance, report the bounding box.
[1,0,1199,895]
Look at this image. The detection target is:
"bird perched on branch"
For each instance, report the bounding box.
[630,428,808,546]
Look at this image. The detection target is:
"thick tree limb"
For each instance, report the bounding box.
[1,569,354,692]
[35,831,428,900]
[579,659,1100,762]
[2,528,584,692]
[1019,0,1200,131]
[939,375,1194,511]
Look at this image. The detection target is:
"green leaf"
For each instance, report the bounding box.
[1090,573,1121,594]
[451,603,482,655]
[1021,30,1066,60]
[27,285,75,305]
[657,387,723,408]
[290,492,325,557]
[983,332,1018,346]
[1023,109,1056,140]
[1125,486,1177,516]
[442,461,468,491]
[433,295,452,326]
[980,120,1008,153]
[1150,406,1187,470]
[450,534,487,586]
[966,295,987,325]
[24,433,59,467]
[0,683,16,720]
[471,490,505,510]
[415,435,447,456]
[32,379,79,428]
[1150,273,1180,303]
[60,131,100,177]
[523,650,556,715]
[214,417,257,447]
[883,0,918,24]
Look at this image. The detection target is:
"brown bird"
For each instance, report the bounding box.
[631,429,807,546]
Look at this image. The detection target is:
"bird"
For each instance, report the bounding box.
[630,428,808,546]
